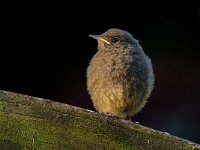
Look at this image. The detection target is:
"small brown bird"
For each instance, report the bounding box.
[87,28,154,119]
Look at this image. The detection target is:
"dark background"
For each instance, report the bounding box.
[0,1,200,143]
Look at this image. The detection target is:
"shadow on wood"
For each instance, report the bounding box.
[0,90,199,150]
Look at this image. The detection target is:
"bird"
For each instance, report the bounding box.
[87,28,154,119]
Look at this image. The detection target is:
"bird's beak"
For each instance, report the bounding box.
[89,34,110,44]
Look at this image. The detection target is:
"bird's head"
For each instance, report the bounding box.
[89,28,139,52]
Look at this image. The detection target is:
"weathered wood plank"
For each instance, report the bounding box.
[0,90,199,150]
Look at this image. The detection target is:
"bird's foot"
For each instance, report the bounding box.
[101,112,120,123]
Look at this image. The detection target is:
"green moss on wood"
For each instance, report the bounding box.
[0,90,199,150]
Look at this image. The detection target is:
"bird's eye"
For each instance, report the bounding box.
[111,37,120,43]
